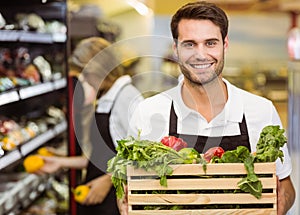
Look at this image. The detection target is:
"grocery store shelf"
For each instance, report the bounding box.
[0,30,67,43]
[0,150,22,171]
[0,173,49,215]
[0,78,67,106]
[0,120,67,171]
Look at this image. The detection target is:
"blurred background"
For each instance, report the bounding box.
[0,0,299,214]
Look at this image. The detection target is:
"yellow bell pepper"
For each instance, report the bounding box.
[23,155,44,173]
[37,147,53,156]
[73,185,90,203]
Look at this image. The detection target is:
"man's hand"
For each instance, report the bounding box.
[117,185,128,215]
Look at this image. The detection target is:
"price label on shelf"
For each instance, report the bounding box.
[0,91,19,106]
[54,120,67,134]
[53,78,67,90]
[19,83,54,99]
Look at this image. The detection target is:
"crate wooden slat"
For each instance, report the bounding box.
[127,163,277,215]
[129,193,276,204]
[128,177,276,190]
[128,208,276,215]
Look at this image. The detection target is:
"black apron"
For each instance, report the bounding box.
[168,102,251,153]
[77,102,120,214]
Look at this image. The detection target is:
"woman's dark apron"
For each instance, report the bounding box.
[77,103,120,214]
[168,102,251,152]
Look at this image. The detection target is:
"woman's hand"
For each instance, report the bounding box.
[37,156,62,174]
[83,174,112,205]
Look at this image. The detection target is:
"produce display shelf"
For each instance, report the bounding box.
[0,120,67,171]
[0,78,66,106]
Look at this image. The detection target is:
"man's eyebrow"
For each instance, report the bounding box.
[179,38,220,44]
[179,39,196,44]
[205,38,220,42]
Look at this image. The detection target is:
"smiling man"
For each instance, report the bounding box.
[127,1,295,214]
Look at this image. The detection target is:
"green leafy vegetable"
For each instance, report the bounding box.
[107,135,200,199]
[255,125,287,163]
[211,146,263,199]
[237,156,262,199]
[211,125,287,199]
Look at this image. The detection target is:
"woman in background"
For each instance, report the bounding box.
[39,37,143,215]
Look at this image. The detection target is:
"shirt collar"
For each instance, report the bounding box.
[172,78,244,124]
[223,79,244,123]
[96,75,131,113]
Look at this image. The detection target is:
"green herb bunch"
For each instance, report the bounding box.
[107,135,189,199]
[255,125,287,163]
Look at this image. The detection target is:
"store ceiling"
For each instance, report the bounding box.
[69,0,300,17]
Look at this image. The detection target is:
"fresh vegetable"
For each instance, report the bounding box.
[211,145,262,199]
[107,136,183,199]
[255,125,287,163]
[178,148,201,164]
[210,125,287,199]
[161,136,188,151]
[203,146,225,162]
[73,185,90,203]
[237,155,262,199]
[37,147,53,156]
[107,134,206,199]
[23,155,44,173]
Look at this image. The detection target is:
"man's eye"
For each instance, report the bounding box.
[181,42,194,48]
[206,41,217,46]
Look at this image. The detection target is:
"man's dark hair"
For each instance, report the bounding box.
[171,1,228,43]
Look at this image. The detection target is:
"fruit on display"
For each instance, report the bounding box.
[73,185,90,204]
[23,155,44,173]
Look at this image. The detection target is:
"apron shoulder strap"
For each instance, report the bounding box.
[169,101,178,135]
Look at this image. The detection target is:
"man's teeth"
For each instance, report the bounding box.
[192,64,211,69]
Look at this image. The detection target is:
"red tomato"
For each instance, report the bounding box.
[203,146,225,162]
[161,136,188,151]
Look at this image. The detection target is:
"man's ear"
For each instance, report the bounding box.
[224,36,229,52]
[172,42,178,58]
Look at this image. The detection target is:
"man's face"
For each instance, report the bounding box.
[174,19,228,86]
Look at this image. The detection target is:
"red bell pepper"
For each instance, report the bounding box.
[161,136,188,151]
[203,146,225,162]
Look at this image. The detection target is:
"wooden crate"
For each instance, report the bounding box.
[127,163,277,215]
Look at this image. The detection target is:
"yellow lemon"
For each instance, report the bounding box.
[23,155,44,173]
[73,185,90,203]
[37,147,53,156]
